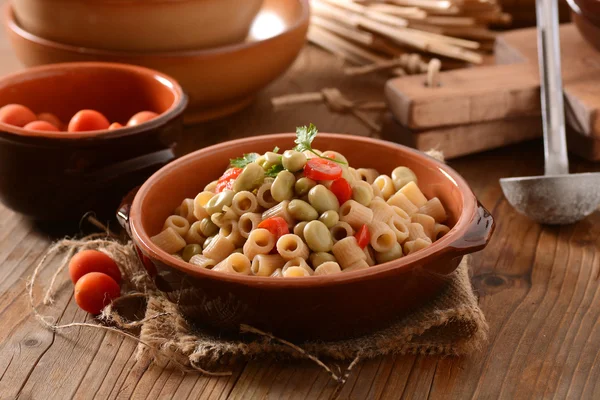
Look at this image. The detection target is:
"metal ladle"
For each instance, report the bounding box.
[499,0,600,225]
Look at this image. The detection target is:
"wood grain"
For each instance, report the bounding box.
[1,6,600,398]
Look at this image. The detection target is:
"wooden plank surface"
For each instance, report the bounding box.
[2,6,600,399]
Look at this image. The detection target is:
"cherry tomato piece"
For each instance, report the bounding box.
[23,121,60,132]
[330,178,352,205]
[37,112,63,129]
[69,250,122,284]
[74,272,121,315]
[355,224,370,249]
[215,168,243,193]
[127,111,159,127]
[0,104,37,127]
[108,122,123,130]
[68,110,110,132]
[258,217,289,242]
[303,158,343,181]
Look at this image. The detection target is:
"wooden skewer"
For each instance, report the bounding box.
[365,4,427,19]
[309,25,388,64]
[387,0,460,13]
[308,28,367,64]
[311,15,375,46]
[320,0,409,28]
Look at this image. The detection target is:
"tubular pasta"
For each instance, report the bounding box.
[276,234,310,260]
[243,228,275,260]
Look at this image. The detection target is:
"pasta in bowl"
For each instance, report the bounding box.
[120,127,494,340]
[150,125,453,278]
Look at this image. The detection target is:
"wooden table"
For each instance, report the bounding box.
[2,18,600,400]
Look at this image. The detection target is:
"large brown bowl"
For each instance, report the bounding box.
[118,133,494,341]
[0,62,187,220]
[13,0,264,52]
[4,0,309,123]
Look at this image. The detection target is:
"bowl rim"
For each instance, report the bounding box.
[129,133,479,287]
[4,0,310,59]
[0,61,188,139]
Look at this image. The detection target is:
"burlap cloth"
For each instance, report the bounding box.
[29,238,488,380]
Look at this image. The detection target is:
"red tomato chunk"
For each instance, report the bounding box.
[355,224,370,249]
[330,178,352,205]
[304,158,342,181]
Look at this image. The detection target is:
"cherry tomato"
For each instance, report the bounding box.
[23,121,60,132]
[37,112,63,129]
[0,104,37,127]
[108,122,123,130]
[68,110,110,132]
[355,224,370,249]
[258,217,289,242]
[304,158,342,181]
[69,249,122,284]
[127,111,159,127]
[215,168,243,193]
[330,178,352,205]
[74,272,121,315]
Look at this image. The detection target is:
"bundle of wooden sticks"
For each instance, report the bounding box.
[309,0,509,74]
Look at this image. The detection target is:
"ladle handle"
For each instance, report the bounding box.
[536,0,569,175]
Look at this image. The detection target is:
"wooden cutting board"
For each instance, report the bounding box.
[384,24,600,159]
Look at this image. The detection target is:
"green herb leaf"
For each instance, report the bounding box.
[230,152,259,168]
[273,146,280,153]
[293,123,347,165]
[265,163,285,178]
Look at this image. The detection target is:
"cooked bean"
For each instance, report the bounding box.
[182,244,202,262]
[288,199,318,221]
[295,177,317,196]
[233,162,265,192]
[271,170,295,202]
[205,190,234,215]
[318,210,339,228]
[303,220,333,252]
[352,180,374,206]
[391,166,418,191]
[282,150,307,172]
[293,221,309,242]
[309,252,337,268]
[308,185,340,214]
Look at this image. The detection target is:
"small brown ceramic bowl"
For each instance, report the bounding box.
[12,0,264,52]
[117,133,494,341]
[0,62,187,220]
[4,0,309,123]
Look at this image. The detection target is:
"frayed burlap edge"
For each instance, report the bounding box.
[28,237,487,382]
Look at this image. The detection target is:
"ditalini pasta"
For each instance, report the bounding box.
[151,124,451,277]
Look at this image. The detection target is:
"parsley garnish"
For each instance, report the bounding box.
[230,152,259,168]
[265,164,285,177]
[293,124,346,165]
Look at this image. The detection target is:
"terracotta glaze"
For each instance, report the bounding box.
[4,0,309,122]
[118,133,495,341]
[13,0,264,52]
[0,62,187,220]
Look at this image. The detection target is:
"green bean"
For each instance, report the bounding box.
[293,221,309,242]
[309,252,337,268]
[282,150,307,172]
[199,217,219,237]
[295,177,317,197]
[304,220,333,252]
[375,242,403,263]
[205,190,234,215]
[265,151,282,165]
[352,181,374,206]
[288,199,318,221]
[233,162,265,192]
[391,166,417,191]
[308,185,340,214]
[255,155,268,169]
[271,170,295,202]
[182,244,202,262]
[318,210,339,228]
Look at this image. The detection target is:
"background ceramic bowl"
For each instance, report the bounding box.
[12,0,264,52]
[568,0,600,52]
[118,133,495,341]
[4,0,309,123]
[0,62,187,220]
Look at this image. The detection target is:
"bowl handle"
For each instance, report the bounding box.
[425,202,495,275]
[116,186,140,238]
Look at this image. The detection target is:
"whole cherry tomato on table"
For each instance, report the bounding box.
[68,249,122,284]
[0,104,37,127]
[304,158,343,181]
[37,112,63,129]
[330,178,352,205]
[23,121,60,132]
[68,110,110,132]
[127,111,158,126]
[74,272,121,315]
[108,122,123,130]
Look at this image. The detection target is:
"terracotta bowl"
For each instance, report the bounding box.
[117,133,495,341]
[4,0,309,123]
[0,62,187,220]
[569,0,600,52]
[12,0,264,52]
